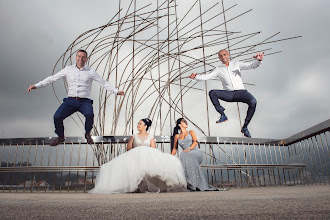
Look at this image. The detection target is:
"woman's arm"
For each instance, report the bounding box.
[127,136,134,151]
[150,138,156,148]
[183,130,198,152]
[171,134,179,155]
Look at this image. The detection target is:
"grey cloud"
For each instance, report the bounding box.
[0,0,329,139]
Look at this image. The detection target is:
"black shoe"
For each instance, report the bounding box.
[49,137,65,146]
[241,127,251,138]
[85,133,94,144]
[216,115,228,123]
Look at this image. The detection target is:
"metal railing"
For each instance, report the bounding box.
[0,119,329,192]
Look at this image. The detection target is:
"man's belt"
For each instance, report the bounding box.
[68,97,89,100]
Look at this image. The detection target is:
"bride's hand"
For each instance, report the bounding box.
[183,148,190,152]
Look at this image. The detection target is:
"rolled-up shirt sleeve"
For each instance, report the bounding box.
[92,70,118,95]
[239,60,262,71]
[195,68,219,81]
[34,69,67,89]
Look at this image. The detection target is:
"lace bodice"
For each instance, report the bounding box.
[133,134,154,148]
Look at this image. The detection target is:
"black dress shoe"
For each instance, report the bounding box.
[241,127,251,138]
[85,133,94,144]
[49,137,65,146]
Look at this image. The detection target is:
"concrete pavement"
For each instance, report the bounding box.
[1,185,329,219]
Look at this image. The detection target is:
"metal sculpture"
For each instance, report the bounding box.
[52,0,300,137]
[51,0,300,169]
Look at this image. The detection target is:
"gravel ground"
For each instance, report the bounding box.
[1,185,329,219]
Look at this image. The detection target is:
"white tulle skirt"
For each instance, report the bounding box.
[89,146,187,194]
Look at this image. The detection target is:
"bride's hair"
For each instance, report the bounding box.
[141,118,152,131]
[171,118,184,151]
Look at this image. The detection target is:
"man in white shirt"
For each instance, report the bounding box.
[27,50,124,146]
[189,49,264,138]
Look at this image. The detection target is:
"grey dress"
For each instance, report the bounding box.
[178,134,216,191]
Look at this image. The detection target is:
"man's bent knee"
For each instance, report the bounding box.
[249,99,257,107]
[54,113,63,121]
[84,113,94,119]
[209,90,217,98]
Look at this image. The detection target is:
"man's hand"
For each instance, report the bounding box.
[253,52,264,61]
[189,73,197,79]
[117,91,125,96]
[27,85,36,92]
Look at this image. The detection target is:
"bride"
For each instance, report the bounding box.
[89,118,187,194]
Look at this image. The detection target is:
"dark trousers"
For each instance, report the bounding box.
[209,90,257,127]
[53,98,94,137]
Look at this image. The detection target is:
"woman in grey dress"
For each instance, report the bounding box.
[171,118,217,191]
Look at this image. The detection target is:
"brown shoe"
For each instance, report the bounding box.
[50,137,65,146]
[85,133,94,144]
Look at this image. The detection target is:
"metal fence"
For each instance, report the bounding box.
[0,119,329,192]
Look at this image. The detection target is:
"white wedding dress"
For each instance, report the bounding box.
[89,134,187,193]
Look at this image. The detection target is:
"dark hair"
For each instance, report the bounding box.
[173,118,184,137]
[77,49,88,57]
[171,118,184,151]
[141,118,152,131]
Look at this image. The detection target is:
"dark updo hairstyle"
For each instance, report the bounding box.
[171,118,184,151]
[141,118,152,131]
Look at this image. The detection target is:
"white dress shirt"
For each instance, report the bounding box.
[195,60,262,91]
[35,64,118,99]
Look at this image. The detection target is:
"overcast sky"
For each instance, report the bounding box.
[0,0,329,139]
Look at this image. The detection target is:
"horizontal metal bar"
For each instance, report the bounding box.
[201,163,306,169]
[0,136,281,145]
[0,169,97,173]
[0,166,99,173]
[0,163,306,173]
[281,119,330,145]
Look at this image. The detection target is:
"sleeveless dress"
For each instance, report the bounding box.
[89,134,187,194]
[178,134,217,191]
